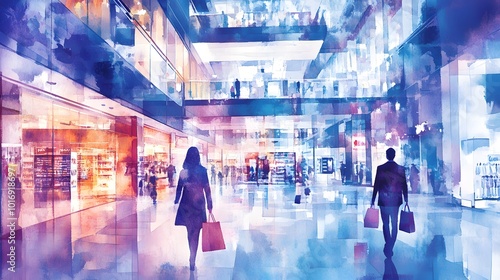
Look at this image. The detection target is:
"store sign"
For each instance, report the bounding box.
[321,158,335,174]
[35,147,53,155]
[59,148,71,155]
[70,152,78,190]
[488,154,500,162]
[353,136,366,150]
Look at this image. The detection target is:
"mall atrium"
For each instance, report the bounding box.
[1,0,500,279]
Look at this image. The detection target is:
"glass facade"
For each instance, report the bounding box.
[2,78,118,229]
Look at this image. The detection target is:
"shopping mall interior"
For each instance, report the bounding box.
[1,0,500,279]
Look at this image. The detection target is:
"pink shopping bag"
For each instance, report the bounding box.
[364,207,379,228]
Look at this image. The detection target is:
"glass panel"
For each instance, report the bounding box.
[129,0,152,34]
[1,78,25,235]
[112,2,136,61]
[149,48,167,94]
[134,30,152,80]
[175,35,184,76]
[183,47,190,82]
[151,2,167,53]
[166,20,176,69]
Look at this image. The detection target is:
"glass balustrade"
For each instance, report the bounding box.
[185,77,386,101]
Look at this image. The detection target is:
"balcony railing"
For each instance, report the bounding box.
[185,77,385,101]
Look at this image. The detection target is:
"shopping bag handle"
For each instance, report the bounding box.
[403,203,411,212]
[208,212,217,222]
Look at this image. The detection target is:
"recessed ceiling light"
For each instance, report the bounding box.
[101,104,106,106]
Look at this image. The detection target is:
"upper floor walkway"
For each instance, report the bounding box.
[184,96,386,118]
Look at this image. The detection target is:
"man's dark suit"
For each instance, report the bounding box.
[371,160,408,257]
[371,161,408,207]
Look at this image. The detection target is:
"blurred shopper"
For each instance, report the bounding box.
[340,161,347,184]
[149,169,158,204]
[262,156,270,181]
[230,85,236,98]
[230,166,237,190]
[255,156,260,186]
[218,170,224,187]
[167,163,176,188]
[359,163,364,185]
[235,78,241,99]
[174,147,213,271]
[224,165,230,185]
[299,157,309,186]
[409,164,420,193]
[429,167,444,195]
[371,148,409,258]
[211,164,216,184]
[221,11,229,27]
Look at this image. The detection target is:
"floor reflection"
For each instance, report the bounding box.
[2,182,494,279]
[383,258,399,280]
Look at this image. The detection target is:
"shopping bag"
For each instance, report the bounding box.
[202,213,226,252]
[294,194,301,204]
[399,204,415,233]
[364,207,379,228]
[354,242,368,263]
[304,187,311,196]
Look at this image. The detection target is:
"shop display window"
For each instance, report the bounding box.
[1,78,127,228]
[242,152,296,185]
[270,152,296,185]
[142,127,171,188]
[456,60,500,205]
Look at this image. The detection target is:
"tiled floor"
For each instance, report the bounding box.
[2,181,500,279]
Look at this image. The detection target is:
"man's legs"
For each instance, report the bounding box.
[380,206,399,257]
[387,206,399,250]
[380,207,391,244]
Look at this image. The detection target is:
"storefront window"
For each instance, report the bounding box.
[141,127,171,189]
[455,58,500,206]
[1,78,122,230]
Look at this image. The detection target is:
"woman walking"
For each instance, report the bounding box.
[174,147,213,271]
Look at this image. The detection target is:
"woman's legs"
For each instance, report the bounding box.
[187,227,201,270]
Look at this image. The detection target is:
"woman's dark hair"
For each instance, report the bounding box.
[183,146,201,169]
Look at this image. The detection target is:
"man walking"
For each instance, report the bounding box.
[371,148,408,258]
[340,161,347,184]
[235,79,241,99]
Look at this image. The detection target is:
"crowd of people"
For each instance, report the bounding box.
[138,162,177,203]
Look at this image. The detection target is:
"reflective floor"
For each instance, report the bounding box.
[2,180,500,280]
